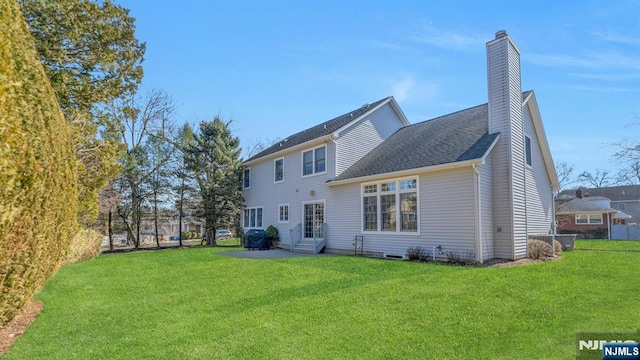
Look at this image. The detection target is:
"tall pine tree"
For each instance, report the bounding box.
[185,117,242,246]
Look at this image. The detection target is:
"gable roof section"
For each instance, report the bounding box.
[556,197,618,214]
[523,90,560,191]
[244,97,397,163]
[333,103,499,182]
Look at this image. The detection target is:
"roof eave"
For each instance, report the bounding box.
[243,135,331,166]
[327,158,484,187]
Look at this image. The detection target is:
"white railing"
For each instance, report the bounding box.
[290,223,302,251]
[313,223,327,254]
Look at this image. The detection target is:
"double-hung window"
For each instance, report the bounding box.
[274,158,284,183]
[362,178,418,233]
[278,204,289,223]
[302,145,326,176]
[243,168,251,189]
[575,214,603,225]
[243,207,263,228]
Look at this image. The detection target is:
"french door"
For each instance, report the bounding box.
[303,202,324,239]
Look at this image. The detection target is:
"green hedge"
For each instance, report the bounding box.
[0,1,78,326]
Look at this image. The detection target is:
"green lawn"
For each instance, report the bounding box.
[5,242,639,359]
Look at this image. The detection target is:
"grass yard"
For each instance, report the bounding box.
[5,241,639,359]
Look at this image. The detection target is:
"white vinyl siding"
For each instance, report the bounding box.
[479,157,495,260]
[487,33,525,259]
[328,168,476,258]
[522,105,555,236]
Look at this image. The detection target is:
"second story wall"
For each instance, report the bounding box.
[334,102,406,177]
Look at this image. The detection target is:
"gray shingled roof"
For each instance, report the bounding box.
[333,103,498,181]
[245,97,391,162]
[556,197,617,214]
[559,185,640,202]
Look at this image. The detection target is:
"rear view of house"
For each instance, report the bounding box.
[242,31,559,262]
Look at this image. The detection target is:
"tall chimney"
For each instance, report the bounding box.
[487,30,526,259]
[576,189,583,199]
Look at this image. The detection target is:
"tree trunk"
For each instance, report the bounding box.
[154,191,160,248]
[108,209,113,251]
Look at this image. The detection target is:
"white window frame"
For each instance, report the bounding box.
[243,168,251,189]
[301,145,327,177]
[617,203,626,211]
[278,203,289,223]
[575,213,603,225]
[524,135,532,167]
[361,177,419,234]
[243,206,263,229]
[274,158,284,183]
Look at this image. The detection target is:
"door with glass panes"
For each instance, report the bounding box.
[303,202,324,239]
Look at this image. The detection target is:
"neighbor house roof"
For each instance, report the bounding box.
[245,97,394,163]
[560,185,640,202]
[555,197,618,214]
[333,102,499,182]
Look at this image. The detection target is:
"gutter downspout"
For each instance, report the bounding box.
[473,164,483,263]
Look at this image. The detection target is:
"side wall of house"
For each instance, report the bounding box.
[334,103,405,177]
[242,140,337,245]
[523,104,554,236]
[327,167,477,258]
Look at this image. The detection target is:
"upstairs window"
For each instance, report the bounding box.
[525,136,532,166]
[302,145,327,176]
[274,158,284,183]
[243,168,250,189]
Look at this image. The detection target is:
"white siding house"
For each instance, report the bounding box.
[242,31,559,262]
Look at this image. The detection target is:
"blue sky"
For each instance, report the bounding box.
[119,0,639,181]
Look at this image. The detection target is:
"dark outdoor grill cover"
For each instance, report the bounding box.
[243,229,272,250]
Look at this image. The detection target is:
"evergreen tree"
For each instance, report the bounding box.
[185,117,242,246]
[19,0,146,223]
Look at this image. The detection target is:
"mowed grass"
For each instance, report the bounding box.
[5,242,640,359]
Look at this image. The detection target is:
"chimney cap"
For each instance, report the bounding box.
[495,30,508,39]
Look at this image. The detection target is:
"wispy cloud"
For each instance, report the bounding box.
[527,51,640,70]
[565,85,635,93]
[363,39,411,51]
[387,74,439,103]
[571,73,640,82]
[410,23,489,52]
[392,77,414,102]
[591,30,640,47]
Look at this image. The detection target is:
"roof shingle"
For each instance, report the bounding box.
[245,97,391,162]
[334,103,498,181]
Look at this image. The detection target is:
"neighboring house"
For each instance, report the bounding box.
[555,191,625,239]
[242,31,559,262]
[139,216,204,241]
[559,185,640,225]
[556,188,638,239]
